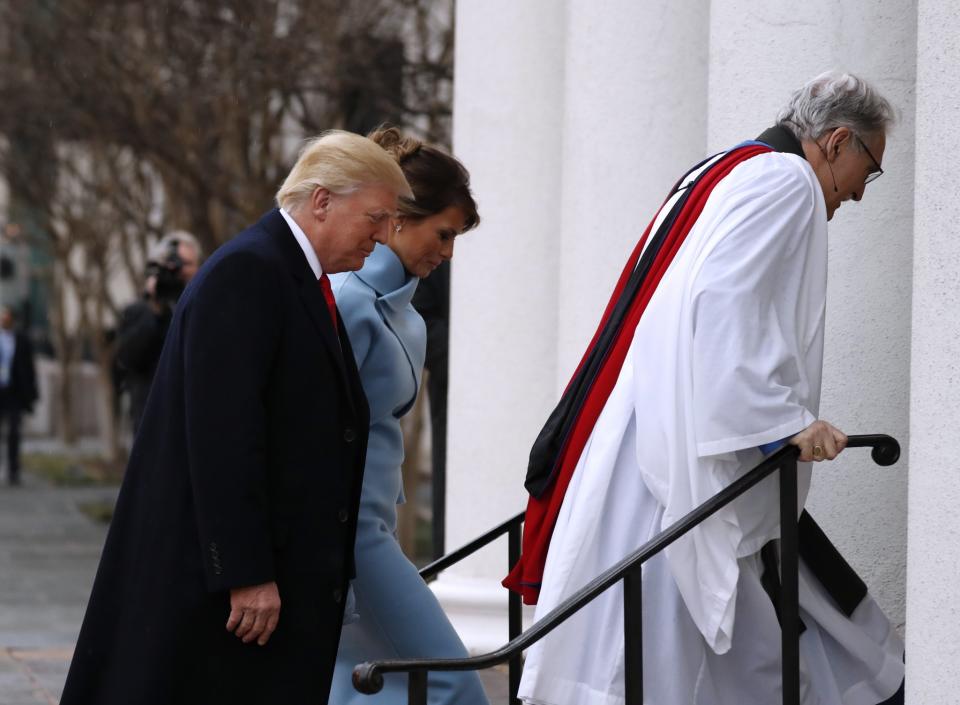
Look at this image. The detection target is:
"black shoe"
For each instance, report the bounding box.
[8,475,21,487]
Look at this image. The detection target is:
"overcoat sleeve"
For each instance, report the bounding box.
[180,251,282,592]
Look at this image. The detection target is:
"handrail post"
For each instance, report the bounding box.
[408,670,427,705]
[780,456,800,705]
[508,521,523,705]
[623,565,644,705]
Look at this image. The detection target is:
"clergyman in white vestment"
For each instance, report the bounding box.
[518,72,904,705]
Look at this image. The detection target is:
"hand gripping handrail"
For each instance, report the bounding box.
[354,433,900,705]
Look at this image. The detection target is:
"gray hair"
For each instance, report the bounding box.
[777,71,896,149]
[150,230,203,262]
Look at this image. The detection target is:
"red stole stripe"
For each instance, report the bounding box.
[504,144,772,603]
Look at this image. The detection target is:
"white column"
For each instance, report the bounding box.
[906,1,960,699]
[447,0,566,570]
[556,0,709,379]
[443,0,710,652]
[440,0,568,650]
[708,0,917,629]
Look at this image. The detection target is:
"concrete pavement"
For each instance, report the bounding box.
[0,472,116,705]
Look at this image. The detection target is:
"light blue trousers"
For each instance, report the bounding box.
[329,514,490,705]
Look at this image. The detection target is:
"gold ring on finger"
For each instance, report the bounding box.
[813,444,824,461]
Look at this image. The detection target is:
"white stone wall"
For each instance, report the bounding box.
[906,0,960,700]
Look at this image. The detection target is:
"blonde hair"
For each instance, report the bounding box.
[276,130,413,212]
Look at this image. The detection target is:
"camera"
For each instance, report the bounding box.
[145,238,186,305]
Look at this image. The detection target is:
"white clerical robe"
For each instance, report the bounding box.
[519,152,904,705]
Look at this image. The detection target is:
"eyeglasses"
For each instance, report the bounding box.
[855,134,884,185]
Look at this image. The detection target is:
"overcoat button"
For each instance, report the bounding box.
[332,588,343,604]
[338,509,349,523]
[343,428,356,443]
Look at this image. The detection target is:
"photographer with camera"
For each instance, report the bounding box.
[116,231,202,432]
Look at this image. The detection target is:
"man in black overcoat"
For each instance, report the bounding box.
[61,131,412,705]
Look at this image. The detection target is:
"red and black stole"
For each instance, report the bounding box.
[503,141,775,603]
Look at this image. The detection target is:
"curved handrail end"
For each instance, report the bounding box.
[846,434,900,466]
[871,437,900,466]
[352,662,384,694]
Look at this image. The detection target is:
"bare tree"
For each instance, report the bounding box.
[0,0,455,467]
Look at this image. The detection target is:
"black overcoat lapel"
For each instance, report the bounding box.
[261,209,360,415]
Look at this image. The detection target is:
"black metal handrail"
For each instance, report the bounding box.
[418,512,525,582]
[358,433,900,705]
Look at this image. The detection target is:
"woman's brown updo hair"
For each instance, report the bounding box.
[367,126,480,232]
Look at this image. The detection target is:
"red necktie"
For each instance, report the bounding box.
[318,273,338,334]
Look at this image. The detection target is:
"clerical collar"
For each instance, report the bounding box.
[755,125,806,160]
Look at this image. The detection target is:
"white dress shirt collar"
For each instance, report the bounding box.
[279,207,322,279]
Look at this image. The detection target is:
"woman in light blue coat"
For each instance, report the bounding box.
[328,127,487,705]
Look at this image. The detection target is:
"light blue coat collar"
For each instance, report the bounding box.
[355,243,420,312]
[355,244,424,416]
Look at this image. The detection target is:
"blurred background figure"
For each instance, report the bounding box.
[0,305,38,486]
[0,223,31,318]
[115,231,201,433]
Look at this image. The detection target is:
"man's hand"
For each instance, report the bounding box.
[226,581,281,646]
[789,420,848,462]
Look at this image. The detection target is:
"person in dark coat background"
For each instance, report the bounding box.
[60,130,412,705]
[114,230,202,433]
[0,305,37,486]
